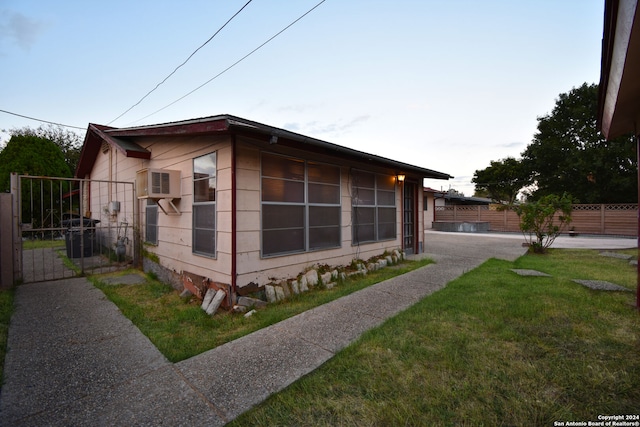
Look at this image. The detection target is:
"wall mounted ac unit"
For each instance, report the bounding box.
[136,168,182,215]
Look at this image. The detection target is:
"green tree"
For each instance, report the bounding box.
[515,193,573,254]
[472,157,530,205]
[3,125,83,174]
[0,134,72,228]
[521,83,637,203]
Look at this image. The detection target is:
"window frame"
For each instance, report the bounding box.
[192,151,217,258]
[144,199,159,245]
[261,152,341,257]
[351,170,398,245]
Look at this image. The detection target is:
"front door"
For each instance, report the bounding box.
[403,182,416,255]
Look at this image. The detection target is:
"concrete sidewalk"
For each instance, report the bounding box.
[0,232,634,425]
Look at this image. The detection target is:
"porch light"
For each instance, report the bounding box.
[396,174,406,183]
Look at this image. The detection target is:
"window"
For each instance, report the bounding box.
[261,153,341,256]
[145,199,158,245]
[352,170,397,244]
[193,152,216,256]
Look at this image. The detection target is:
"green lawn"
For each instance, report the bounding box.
[91,257,433,362]
[229,249,640,426]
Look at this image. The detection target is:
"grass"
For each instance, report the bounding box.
[91,257,433,363]
[228,249,640,426]
[22,239,65,250]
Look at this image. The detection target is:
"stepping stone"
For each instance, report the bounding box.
[572,279,631,292]
[510,269,551,277]
[599,251,633,260]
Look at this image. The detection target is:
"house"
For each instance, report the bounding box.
[76,114,452,301]
[597,0,640,308]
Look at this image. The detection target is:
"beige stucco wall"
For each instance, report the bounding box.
[89,135,234,285]
[423,191,436,229]
[234,138,405,288]
[87,133,425,291]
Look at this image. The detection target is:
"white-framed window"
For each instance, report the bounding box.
[145,199,158,245]
[351,170,397,244]
[261,152,341,257]
[193,152,216,257]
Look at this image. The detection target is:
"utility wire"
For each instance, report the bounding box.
[129,0,327,125]
[0,109,85,130]
[108,0,254,125]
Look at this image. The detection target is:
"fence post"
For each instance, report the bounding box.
[600,204,605,234]
[0,193,14,289]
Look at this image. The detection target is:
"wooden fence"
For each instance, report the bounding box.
[434,204,638,236]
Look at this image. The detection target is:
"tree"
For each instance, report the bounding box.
[515,193,573,254]
[3,125,83,174]
[472,157,530,205]
[521,83,637,203]
[0,134,72,228]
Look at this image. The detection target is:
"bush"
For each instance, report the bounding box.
[515,193,572,253]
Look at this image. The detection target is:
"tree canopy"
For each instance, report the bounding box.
[472,157,529,205]
[3,125,83,174]
[0,134,71,192]
[473,83,637,204]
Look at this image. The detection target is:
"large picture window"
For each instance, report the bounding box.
[261,153,341,256]
[352,170,397,244]
[193,152,216,257]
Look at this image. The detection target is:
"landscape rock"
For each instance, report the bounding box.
[201,288,217,311]
[275,286,285,301]
[244,309,257,318]
[279,280,291,298]
[386,256,394,265]
[290,280,300,294]
[265,285,277,303]
[299,277,309,292]
[305,269,319,287]
[237,296,267,309]
[179,288,193,298]
[232,305,247,313]
[320,272,332,286]
[331,269,339,280]
[205,289,226,315]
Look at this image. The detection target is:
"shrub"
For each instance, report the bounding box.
[515,193,572,253]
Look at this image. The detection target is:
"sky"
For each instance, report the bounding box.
[0,0,605,196]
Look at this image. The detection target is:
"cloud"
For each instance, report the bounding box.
[308,115,371,136]
[497,141,525,149]
[0,11,47,50]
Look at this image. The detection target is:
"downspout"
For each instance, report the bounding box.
[231,135,237,302]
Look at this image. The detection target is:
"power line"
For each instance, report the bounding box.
[0,109,85,130]
[129,0,327,125]
[108,0,254,125]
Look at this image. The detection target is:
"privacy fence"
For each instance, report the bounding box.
[434,204,638,237]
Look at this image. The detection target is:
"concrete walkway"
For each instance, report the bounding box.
[0,232,635,426]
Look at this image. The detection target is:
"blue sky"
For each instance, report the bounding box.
[0,0,604,196]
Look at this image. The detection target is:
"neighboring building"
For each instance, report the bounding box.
[76,114,451,299]
[433,190,491,207]
[422,187,438,229]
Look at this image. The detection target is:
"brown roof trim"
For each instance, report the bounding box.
[78,114,453,180]
[75,123,151,178]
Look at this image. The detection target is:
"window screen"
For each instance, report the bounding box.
[193,152,216,257]
[261,153,341,256]
[145,199,158,245]
[352,170,397,244]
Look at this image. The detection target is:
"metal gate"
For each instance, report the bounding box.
[10,174,139,284]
